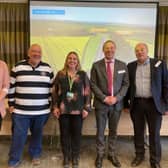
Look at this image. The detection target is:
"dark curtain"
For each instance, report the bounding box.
[156,6,168,64]
[0,3,29,69]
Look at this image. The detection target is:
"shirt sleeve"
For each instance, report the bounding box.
[83,72,92,112]
[8,66,17,107]
[52,72,60,109]
[2,62,10,93]
[0,61,10,101]
[49,69,54,105]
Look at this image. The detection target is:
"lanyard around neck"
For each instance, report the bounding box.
[67,71,77,91]
[68,76,74,91]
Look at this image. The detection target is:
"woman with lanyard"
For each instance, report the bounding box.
[52,51,91,168]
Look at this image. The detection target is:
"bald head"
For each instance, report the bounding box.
[28,44,42,67]
[28,44,42,54]
[135,43,148,52]
[135,42,149,64]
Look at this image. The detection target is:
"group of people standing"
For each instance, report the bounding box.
[0,40,167,168]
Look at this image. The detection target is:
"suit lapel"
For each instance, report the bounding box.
[100,59,108,81]
[113,60,118,83]
[132,61,137,84]
[113,61,119,93]
[150,58,155,84]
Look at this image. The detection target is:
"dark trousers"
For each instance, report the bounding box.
[59,114,83,159]
[8,113,49,166]
[95,107,121,157]
[131,98,162,164]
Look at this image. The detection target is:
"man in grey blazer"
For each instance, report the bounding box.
[90,40,129,168]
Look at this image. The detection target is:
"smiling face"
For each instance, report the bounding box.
[28,44,42,67]
[135,43,148,64]
[66,52,79,70]
[103,40,116,60]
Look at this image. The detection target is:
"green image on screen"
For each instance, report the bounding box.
[30,1,157,75]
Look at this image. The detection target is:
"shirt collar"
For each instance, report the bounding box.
[104,58,115,63]
[137,57,150,65]
[26,59,42,69]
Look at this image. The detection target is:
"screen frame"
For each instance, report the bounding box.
[28,0,159,58]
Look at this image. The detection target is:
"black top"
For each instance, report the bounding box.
[52,70,91,114]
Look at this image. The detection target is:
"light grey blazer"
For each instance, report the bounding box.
[90,58,129,111]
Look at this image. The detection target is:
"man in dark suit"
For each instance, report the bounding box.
[124,43,168,168]
[90,40,129,168]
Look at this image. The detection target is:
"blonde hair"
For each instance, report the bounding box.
[61,51,81,74]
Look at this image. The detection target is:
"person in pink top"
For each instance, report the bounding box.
[0,60,10,129]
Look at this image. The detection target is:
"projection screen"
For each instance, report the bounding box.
[30,1,158,74]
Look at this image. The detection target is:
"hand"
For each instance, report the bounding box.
[123,108,129,113]
[104,96,117,105]
[164,111,168,115]
[53,107,60,119]
[104,96,112,105]
[82,110,88,119]
[110,96,117,105]
[8,106,14,113]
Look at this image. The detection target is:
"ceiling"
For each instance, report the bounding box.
[0,0,167,6]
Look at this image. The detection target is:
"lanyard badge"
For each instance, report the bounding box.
[66,75,75,101]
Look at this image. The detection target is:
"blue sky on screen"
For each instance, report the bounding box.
[31,6,156,27]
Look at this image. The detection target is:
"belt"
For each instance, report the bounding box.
[134,97,153,101]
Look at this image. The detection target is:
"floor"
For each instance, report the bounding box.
[1,136,168,168]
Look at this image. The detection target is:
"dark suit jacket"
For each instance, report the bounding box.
[90,58,129,111]
[125,58,168,114]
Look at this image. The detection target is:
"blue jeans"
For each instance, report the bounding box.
[8,113,49,166]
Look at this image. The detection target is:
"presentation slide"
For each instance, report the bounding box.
[30,1,157,74]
